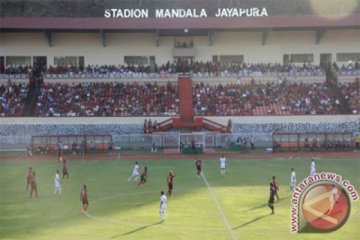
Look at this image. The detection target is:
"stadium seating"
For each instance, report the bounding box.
[0,82,28,117]
[1,79,359,117]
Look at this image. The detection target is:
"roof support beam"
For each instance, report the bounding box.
[262,28,271,45]
[44,30,53,47]
[315,27,327,44]
[155,29,160,47]
[208,30,214,46]
[99,29,107,47]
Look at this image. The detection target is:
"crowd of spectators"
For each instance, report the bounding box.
[1,78,359,117]
[2,61,359,80]
[0,82,28,117]
[4,61,354,78]
[1,64,33,74]
[35,81,179,117]
[44,61,328,77]
[193,80,346,116]
[338,79,360,114]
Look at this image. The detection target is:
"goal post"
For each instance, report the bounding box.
[178,132,206,154]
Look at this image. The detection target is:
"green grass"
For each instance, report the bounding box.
[0,156,359,240]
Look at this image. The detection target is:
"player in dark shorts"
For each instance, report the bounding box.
[167,171,176,197]
[194,158,202,178]
[62,159,69,179]
[80,184,89,213]
[137,166,148,186]
[268,182,275,214]
[30,171,38,198]
[272,176,280,201]
[26,167,33,191]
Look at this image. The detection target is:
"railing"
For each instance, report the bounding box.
[1,70,360,82]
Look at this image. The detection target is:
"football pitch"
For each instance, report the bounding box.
[0,155,359,240]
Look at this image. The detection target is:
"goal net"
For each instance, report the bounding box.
[178,132,206,153]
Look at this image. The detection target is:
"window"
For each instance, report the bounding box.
[289,54,313,63]
[174,37,194,48]
[78,56,84,70]
[6,56,31,66]
[219,55,244,64]
[54,56,78,66]
[336,53,360,62]
[124,56,149,65]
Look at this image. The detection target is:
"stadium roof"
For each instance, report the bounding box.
[1,0,359,36]
[1,15,358,31]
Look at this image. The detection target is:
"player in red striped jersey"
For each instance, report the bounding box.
[80,184,89,213]
[194,157,202,178]
[272,176,279,201]
[167,171,176,197]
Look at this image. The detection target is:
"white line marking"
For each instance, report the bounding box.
[201,171,238,240]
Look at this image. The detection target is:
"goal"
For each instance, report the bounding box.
[178,132,206,154]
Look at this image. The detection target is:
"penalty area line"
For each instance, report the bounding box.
[201,171,238,240]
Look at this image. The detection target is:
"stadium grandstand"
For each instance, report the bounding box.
[0,0,359,152]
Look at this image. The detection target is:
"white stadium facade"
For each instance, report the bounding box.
[0,0,359,70]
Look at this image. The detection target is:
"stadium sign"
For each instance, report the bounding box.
[104,7,268,19]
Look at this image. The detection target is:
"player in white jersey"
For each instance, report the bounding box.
[290,168,297,191]
[159,191,167,221]
[328,185,342,215]
[128,161,140,181]
[54,170,62,195]
[310,158,316,176]
[219,154,227,176]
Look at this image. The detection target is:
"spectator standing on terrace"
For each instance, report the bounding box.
[151,142,157,153]
[147,120,153,133]
[90,141,96,153]
[79,140,86,155]
[108,139,113,155]
[26,144,33,157]
[191,139,196,154]
[58,141,63,161]
[143,119,148,133]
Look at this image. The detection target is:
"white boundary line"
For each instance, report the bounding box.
[201,171,238,240]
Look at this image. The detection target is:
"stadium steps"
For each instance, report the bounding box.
[155,117,230,133]
[152,75,230,133]
[178,75,194,122]
[23,87,40,116]
[330,85,351,114]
